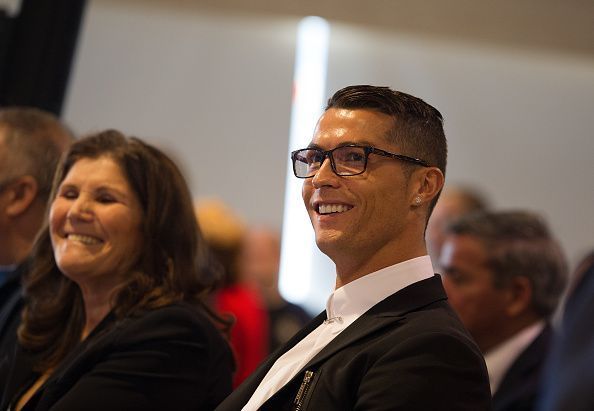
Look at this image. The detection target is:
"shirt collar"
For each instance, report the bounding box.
[325,256,434,321]
[485,320,545,394]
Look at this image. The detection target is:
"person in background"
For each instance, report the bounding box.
[426,184,489,267]
[439,210,567,411]
[0,130,233,410]
[196,199,269,387]
[239,227,311,353]
[0,107,73,358]
[537,251,594,411]
[217,85,491,411]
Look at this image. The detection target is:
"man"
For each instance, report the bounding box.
[0,107,73,357]
[439,211,567,411]
[426,185,489,266]
[216,85,491,410]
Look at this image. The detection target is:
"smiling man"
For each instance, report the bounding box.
[216,85,491,410]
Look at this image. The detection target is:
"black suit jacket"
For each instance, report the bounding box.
[216,275,492,411]
[0,262,26,359]
[538,263,594,411]
[0,302,234,411]
[492,326,552,411]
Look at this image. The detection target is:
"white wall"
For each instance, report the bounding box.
[64,1,594,312]
[65,1,297,229]
[326,24,594,266]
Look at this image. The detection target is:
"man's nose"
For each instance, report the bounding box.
[312,156,339,188]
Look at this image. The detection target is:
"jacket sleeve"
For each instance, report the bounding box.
[354,330,492,411]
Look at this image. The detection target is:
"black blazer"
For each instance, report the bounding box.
[0,262,26,360]
[492,326,552,411]
[538,262,594,411]
[0,302,234,411]
[216,275,492,411]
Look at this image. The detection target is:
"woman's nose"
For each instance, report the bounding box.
[67,197,94,221]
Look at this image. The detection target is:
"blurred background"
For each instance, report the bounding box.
[2,0,593,312]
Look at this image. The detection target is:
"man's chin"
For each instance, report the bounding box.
[315,231,345,255]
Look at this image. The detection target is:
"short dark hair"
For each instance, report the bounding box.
[326,85,447,215]
[446,210,568,318]
[20,130,225,370]
[0,107,73,201]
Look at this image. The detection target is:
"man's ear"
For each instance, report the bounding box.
[504,276,533,317]
[4,176,39,217]
[411,167,444,206]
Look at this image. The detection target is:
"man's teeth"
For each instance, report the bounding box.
[319,204,352,215]
[68,234,101,245]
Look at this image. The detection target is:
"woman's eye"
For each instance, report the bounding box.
[61,190,78,199]
[97,195,116,204]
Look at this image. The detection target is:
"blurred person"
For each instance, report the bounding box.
[426,184,489,267]
[217,85,491,410]
[0,130,234,410]
[196,200,269,388]
[538,251,594,411]
[440,210,567,411]
[0,107,73,358]
[239,227,311,353]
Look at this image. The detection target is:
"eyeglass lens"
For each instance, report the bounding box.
[294,146,367,178]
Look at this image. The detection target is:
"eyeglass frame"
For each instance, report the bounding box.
[290,144,430,179]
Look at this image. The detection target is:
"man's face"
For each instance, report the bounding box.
[302,108,418,275]
[440,234,510,351]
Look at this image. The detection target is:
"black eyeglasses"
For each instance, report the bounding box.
[291,144,430,178]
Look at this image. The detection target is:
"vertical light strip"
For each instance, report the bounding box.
[279,16,330,311]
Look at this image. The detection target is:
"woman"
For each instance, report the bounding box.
[0,130,233,410]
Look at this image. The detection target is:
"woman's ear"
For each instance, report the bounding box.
[4,176,39,217]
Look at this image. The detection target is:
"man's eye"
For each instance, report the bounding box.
[345,151,365,162]
[338,149,365,163]
[305,151,324,164]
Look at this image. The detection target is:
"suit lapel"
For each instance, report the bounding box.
[302,275,447,370]
[493,326,552,408]
[221,312,327,408]
[221,275,448,410]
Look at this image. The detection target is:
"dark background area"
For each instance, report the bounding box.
[0,0,87,116]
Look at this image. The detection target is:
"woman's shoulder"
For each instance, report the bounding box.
[111,301,227,347]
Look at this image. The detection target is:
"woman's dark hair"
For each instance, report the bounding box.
[19,130,226,370]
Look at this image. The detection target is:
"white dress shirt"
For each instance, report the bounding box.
[484,320,545,394]
[242,256,435,411]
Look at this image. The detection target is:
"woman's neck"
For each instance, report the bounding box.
[80,289,114,340]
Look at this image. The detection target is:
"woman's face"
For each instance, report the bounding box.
[50,155,144,296]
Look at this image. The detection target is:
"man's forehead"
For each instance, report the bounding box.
[311,108,394,146]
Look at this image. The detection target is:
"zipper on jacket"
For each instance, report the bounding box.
[293,370,315,411]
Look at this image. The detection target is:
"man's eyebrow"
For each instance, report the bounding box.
[306,141,373,150]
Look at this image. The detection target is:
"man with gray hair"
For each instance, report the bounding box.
[439,210,567,411]
[0,107,73,356]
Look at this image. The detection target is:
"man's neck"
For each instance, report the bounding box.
[481,314,543,354]
[334,246,429,289]
[0,238,30,266]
